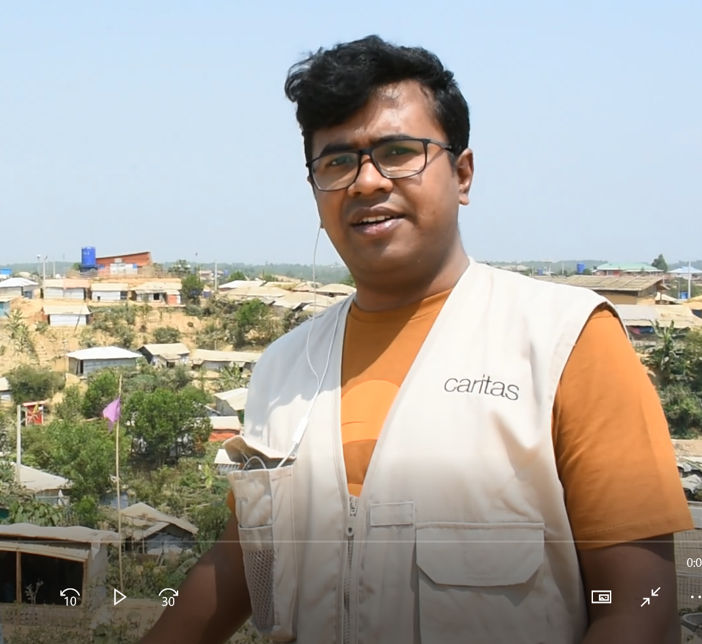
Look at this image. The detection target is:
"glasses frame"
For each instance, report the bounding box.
[306,137,454,192]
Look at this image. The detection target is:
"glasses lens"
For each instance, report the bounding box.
[311,152,360,191]
[373,139,427,177]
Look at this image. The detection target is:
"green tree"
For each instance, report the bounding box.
[82,369,120,419]
[646,328,702,436]
[55,384,84,422]
[228,299,280,347]
[282,308,311,334]
[181,273,205,305]
[658,384,702,437]
[169,259,192,277]
[645,322,681,387]
[7,498,65,527]
[6,364,64,405]
[195,320,227,350]
[23,418,127,500]
[228,270,247,281]
[122,363,194,395]
[125,386,211,466]
[5,310,37,357]
[651,253,668,272]
[152,326,182,343]
[214,365,246,392]
[340,272,355,287]
[0,409,14,484]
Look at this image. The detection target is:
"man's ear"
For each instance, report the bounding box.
[456,148,474,206]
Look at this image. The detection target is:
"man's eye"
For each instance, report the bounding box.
[387,146,414,156]
[326,154,355,168]
[378,143,421,160]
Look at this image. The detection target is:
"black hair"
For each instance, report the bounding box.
[284,35,470,162]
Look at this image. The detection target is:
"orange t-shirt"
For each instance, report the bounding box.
[340,289,692,550]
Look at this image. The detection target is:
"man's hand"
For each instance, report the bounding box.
[579,534,680,643]
[139,515,251,644]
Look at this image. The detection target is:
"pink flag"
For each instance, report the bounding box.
[102,397,121,431]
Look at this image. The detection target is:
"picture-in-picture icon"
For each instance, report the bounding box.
[591,590,612,604]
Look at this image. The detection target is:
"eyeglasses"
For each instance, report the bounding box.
[306,137,454,192]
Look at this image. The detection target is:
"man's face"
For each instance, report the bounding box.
[309,81,473,282]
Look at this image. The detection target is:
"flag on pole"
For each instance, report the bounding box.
[102,397,121,431]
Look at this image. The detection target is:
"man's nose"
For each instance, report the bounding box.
[348,156,393,195]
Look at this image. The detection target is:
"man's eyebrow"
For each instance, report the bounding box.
[317,133,415,157]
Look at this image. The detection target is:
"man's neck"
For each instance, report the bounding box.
[353,249,469,312]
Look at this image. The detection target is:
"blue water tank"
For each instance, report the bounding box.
[576,262,585,275]
[81,247,97,268]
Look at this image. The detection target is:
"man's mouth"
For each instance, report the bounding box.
[352,214,403,227]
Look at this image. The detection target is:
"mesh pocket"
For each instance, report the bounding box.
[243,548,275,632]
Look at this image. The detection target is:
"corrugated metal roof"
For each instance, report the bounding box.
[66,346,142,360]
[656,305,702,329]
[219,279,264,290]
[133,280,182,294]
[192,349,261,363]
[0,523,120,544]
[533,274,664,293]
[42,304,91,315]
[221,285,289,298]
[0,539,91,562]
[595,262,663,273]
[214,448,236,465]
[656,293,681,303]
[11,464,70,492]
[0,277,38,288]
[291,281,322,292]
[43,278,90,289]
[317,283,356,295]
[90,282,128,291]
[670,266,702,275]
[271,291,334,309]
[210,416,242,431]
[139,343,190,357]
[615,304,702,329]
[615,305,657,326]
[214,387,248,411]
[120,502,197,535]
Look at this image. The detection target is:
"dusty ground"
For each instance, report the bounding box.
[675,441,702,458]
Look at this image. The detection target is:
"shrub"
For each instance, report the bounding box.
[152,326,182,344]
[6,364,64,405]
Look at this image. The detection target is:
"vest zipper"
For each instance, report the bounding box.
[343,495,358,644]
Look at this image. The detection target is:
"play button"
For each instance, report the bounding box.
[114,588,127,606]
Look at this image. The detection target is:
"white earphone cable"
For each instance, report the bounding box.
[277,224,340,467]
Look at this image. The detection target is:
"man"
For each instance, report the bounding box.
[140,36,692,643]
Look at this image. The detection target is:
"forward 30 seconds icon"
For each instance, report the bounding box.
[160,588,179,607]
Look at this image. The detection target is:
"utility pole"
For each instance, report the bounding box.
[16,405,22,485]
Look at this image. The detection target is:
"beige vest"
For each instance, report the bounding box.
[227,261,607,644]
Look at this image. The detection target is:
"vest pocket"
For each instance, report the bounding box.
[228,466,297,641]
[415,522,546,644]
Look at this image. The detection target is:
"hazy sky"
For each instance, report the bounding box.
[1,1,700,266]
